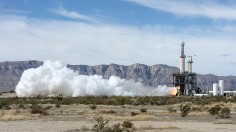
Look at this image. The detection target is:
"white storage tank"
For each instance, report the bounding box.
[213,83,219,96]
[219,80,224,96]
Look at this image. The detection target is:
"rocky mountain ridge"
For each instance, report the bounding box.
[0,60,236,92]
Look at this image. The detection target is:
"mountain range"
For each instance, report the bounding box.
[0,60,236,92]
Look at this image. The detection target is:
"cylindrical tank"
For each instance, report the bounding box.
[219,80,224,96]
[213,83,219,96]
[179,58,185,74]
[188,63,192,73]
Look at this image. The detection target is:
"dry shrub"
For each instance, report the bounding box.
[209,105,231,118]
[0,99,9,109]
[92,116,135,132]
[218,107,230,119]
[179,103,191,117]
[100,110,116,114]
[55,102,61,108]
[89,104,97,110]
[30,108,49,115]
[209,105,221,115]
[30,104,49,116]
[17,104,27,110]
[93,115,109,132]
[140,108,147,113]
[122,120,134,128]
[131,112,139,116]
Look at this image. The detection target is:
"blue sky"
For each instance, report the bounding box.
[1,0,236,76]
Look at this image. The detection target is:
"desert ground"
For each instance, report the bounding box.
[0,93,236,132]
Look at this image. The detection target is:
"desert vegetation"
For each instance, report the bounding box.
[0,94,236,131]
[179,103,191,117]
[1,95,236,106]
[92,115,135,132]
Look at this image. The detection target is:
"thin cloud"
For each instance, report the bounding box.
[220,25,236,32]
[126,0,236,20]
[0,15,236,75]
[0,9,30,14]
[219,53,232,57]
[54,8,97,23]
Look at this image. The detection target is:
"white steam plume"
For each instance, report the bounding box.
[15,60,176,97]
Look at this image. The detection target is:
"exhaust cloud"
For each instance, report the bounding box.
[15,60,176,97]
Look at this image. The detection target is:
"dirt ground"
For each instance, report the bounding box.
[1,120,236,132]
[0,93,236,132]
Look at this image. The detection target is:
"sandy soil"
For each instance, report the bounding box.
[0,120,236,132]
[0,93,236,132]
